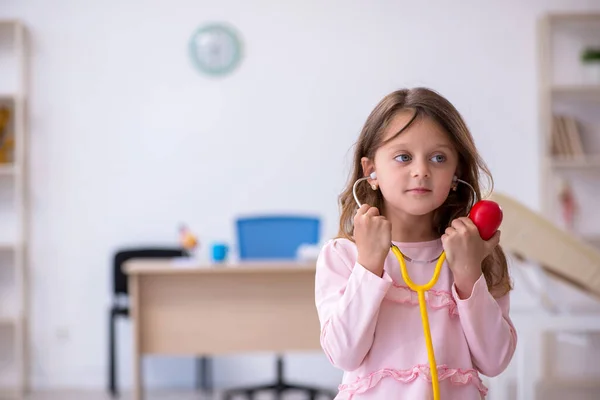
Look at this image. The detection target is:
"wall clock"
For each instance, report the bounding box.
[189,23,243,77]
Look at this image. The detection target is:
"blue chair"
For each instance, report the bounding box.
[223,215,335,400]
[236,215,320,260]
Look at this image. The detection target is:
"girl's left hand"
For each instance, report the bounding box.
[441,217,501,298]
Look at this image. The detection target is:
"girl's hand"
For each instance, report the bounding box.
[441,217,501,298]
[354,204,391,277]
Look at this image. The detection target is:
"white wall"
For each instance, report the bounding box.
[2,0,600,392]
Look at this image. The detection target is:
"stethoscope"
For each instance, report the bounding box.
[352,172,478,400]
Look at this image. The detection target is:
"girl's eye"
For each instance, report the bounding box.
[431,154,446,163]
[395,154,411,162]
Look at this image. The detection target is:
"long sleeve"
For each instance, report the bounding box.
[314,239,393,371]
[452,274,518,377]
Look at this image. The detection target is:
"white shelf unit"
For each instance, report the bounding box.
[536,11,600,398]
[0,19,28,398]
[540,12,600,237]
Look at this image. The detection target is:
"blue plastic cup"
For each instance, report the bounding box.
[211,243,229,263]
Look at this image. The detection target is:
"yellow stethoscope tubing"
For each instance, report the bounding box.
[391,244,445,400]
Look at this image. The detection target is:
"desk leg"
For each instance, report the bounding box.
[130,275,144,400]
[133,354,142,400]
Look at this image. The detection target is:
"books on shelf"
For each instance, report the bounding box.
[551,114,584,158]
[0,105,15,165]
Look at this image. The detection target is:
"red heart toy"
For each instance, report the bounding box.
[469,200,503,241]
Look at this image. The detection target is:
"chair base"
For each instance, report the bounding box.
[222,356,336,400]
[223,381,337,400]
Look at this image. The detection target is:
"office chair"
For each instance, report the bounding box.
[222,216,336,400]
[108,247,213,397]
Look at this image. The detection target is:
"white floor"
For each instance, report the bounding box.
[20,385,600,400]
[26,390,333,400]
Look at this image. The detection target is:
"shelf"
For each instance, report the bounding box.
[549,155,600,169]
[547,13,600,23]
[0,316,17,327]
[537,378,600,400]
[551,85,600,102]
[552,84,600,94]
[0,93,16,101]
[547,13,600,32]
[539,377,600,389]
[0,19,22,26]
[0,242,18,251]
[0,388,20,400]
[0,165,16,176]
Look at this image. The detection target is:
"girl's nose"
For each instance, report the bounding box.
[411,159,431,178]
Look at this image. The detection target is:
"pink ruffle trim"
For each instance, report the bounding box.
[385,284,458,316]
[338,364,488,396]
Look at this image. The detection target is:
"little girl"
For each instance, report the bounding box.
[315,87,517,399]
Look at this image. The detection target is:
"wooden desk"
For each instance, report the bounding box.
[125,260,321,400]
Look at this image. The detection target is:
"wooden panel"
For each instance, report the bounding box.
[491,192,600,299]
[137,269,321,355]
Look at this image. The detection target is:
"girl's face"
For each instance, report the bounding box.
[364,111,459,218]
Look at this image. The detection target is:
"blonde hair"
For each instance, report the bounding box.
[337,87,512,296]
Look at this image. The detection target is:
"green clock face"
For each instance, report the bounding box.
[189,23,243,76]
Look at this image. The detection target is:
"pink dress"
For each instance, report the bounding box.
[315,238,517,399]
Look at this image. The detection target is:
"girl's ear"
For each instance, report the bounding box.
[361,156,375,179]
[361,157,378,190]
[360,157,375,176]
[454,165,462,179]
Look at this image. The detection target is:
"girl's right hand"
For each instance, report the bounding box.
[354,204,391,277]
